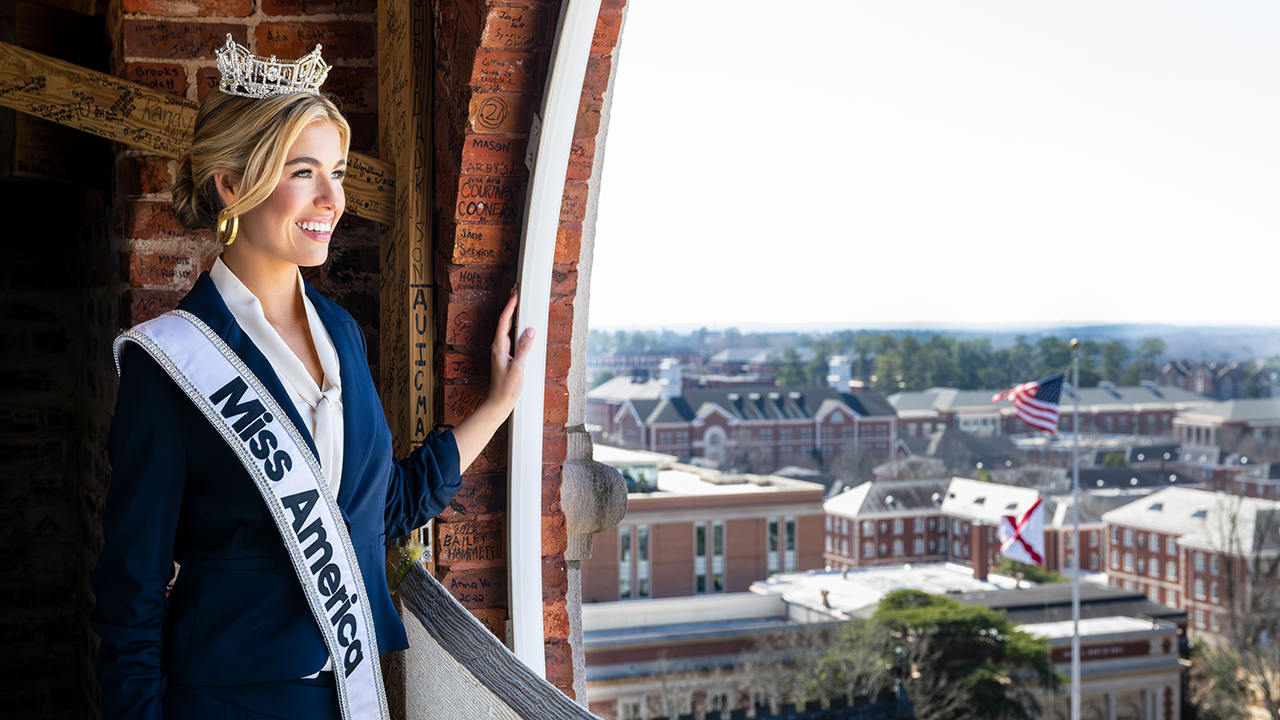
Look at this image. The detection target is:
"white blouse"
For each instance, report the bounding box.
[209,257,345,499]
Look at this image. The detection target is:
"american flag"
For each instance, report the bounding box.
[991,374,1064,434]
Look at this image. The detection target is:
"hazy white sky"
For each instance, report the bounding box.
[589,0,1280,330]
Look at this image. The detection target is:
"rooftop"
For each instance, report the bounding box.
[825,479,951,519]
[1020,616,1162,640]
[631,464,826,498]
[1178,398,1280,424]
[890,385,1211,416]
[1101,486,1280,553]
[941,477,1044,525]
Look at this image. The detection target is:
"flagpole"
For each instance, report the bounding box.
[1070,339,1081,720]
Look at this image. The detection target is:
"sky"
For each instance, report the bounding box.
[588,0,1280,331]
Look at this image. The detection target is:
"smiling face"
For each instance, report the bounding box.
[226,121,347,270]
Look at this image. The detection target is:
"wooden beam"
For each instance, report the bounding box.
[0,40,395,224]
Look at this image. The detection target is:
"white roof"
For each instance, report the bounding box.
[750,563,1019,619]
[638,466,825,497]
[592,444,676,467]
[941,477,1042,525]
[1020,616,1161,640]
[1100,487,1280,553]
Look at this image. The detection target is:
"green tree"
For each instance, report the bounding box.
[1187,641,1250,720]
[993,558,1065,584]
[1101,340,1131,383]
[873,590,1060,720]
[775,348,806,387]
[807,338,843,386]
[1034,337,1072,378]
[1121,337,1166,385]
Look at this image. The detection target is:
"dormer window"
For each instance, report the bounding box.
[974,497,986,505]
[1150,503,1163,511]
[1193,510,1207,520]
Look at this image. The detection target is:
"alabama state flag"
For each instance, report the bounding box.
[998,497,1045,567]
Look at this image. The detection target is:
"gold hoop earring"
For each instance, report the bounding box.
[218,213,239,246]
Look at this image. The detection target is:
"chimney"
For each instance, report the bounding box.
[659,358,682,399]
[972,521,989,582]
[827,355,852,390]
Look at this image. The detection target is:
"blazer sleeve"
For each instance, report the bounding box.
[91,346,188,720]
[384,430,462,540]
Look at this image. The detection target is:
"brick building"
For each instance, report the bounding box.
[822,479,950,569]
[891,383,1210,439]
[586,372,900,473]
[1,0,638,713]
[1101,487,1280,641]
[580,464,826,604]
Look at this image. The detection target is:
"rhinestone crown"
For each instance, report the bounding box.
[215,34,331,99]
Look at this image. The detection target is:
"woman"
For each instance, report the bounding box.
[91,39,533,720]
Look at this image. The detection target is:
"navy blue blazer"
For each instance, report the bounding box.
[91,272,461,719]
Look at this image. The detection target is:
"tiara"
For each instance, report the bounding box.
[215,34,331,99]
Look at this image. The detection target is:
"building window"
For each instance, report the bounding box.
[1211,555,1219,575]
[954,519,962,535]
[914,538,924,555]
[1211,613,1220,632]
[1195,553,1205,572]
[928,518,936,532]
[1111,526,1119,544]
[893,519,904,535]
[713,521,726,592]
[1148,586,1159,602]
[1149,560,1159,578]
[1211,583,1219,603]
[939,536,948,554]
[822,426,833,439]
[1137,558,1145,574]
[893,539,904,556]
[863,541,874,558]
[1089,553,1098,570]
[1166,561,1177,581]
[1195,610,1206,629]
[1167,537,1177,555]
[879,544,887,557]
[619,699,643,720]
[928,540,936,553]
[1166,589,1178,606]
[760,428,772,441]
[780,428,792,441]
[785,516,797,572]
[825,535,832,552]
[1137,532,1146,548]
[1124,553,1134,572]
[880,522,888,534]
[637,525,650,598]
[801,427,813,440]
[1150,533,1160,550]
[694,522,706,594]
[1090,531,1099,548]
[1111,550,1119,569]
[708,692,730,713]
[913,517,923,533]
[842,426,853,438]
[840,539,848,555]
[1195,579,1205,600]
[619,526,632,600]
[767,518,780,574]
[825,516,832,532]
[1124,529,1134,547]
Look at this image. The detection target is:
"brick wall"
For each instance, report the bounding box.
[1,182,114,719]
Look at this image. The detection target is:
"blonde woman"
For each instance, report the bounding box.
[91,39,533,719]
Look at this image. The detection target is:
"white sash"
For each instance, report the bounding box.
[114,310,388,720]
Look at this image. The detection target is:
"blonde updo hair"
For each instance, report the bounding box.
[172,89,352,231]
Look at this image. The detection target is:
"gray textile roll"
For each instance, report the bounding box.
[397,564,599,719]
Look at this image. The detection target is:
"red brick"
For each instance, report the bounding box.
[261,0,375,15]
[566,137,594,180]
[592,10,623,53]
[122,289,184,325]
[441,384,486,426]
[451,223,519,266]
[437,519,505,565]
[472,49,539,93]
[256,22,375,61]
[541,513,567,556]
[581,54,611,101]
[573,101,601,139]
[440,565,506,607]
[541,464,561,514]
[441,351,488,382]
[542,598,569,643]
[481,6,547,50]
[468,93,535,135]
[468,607,507,638]
[128,251,197,289]
[544,383,568,425]
[195,67,220,103]
[544,642,574,686]
[554,223,581,265]
[126,201,187,240]
[545,343,571,377]
[455,175,523,223]
[559,181,588,223]
[548,302,573,342]
[542,426,567,465]
[461,135,527,178]
[325,67,378,115]
[543,554,567,596]
[123,21,247,60]
[601,0,627,10]
[446,265,508,298]
[120,155,176,196]
[550,264,577,298]
[445,300,502,346]
[466,426,508,475]
[123,0,251,15]
[555,684,575,702]
[438,473,505,521]
[124,63,187,98]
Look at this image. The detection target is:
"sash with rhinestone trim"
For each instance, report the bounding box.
[113,310,388,720]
